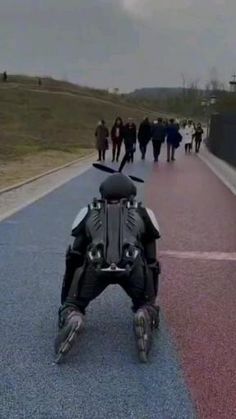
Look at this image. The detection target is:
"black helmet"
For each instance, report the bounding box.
[100,173,137,200]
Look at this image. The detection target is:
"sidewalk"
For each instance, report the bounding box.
[0,154,95,222]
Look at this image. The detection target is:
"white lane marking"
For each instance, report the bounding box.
[0,154,96,195]
[160,250,236,261]
[0,159,94,223]
[199,146,236,196]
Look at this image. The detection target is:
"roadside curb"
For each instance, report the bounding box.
[0,152,96,195]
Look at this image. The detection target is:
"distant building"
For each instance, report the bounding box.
[108,87,120,95]
[229,74,236,92]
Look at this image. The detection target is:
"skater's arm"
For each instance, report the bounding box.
[144,240,158,264]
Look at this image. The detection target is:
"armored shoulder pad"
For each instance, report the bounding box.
[138,206,160,239]
[146,208,160,234]
[72,206,89,233]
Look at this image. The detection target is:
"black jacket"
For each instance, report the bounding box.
[138,121,152,145]
[123,123,137,148]
[151,123,167,142]
[111,125,124,142]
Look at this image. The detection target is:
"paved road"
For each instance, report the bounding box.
[1,146,235,418]
[147,151,236,419]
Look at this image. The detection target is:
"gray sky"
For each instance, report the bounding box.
[0,0,235,91]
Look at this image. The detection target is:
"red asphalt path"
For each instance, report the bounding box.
[147,152,236,419]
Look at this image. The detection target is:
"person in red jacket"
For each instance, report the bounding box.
[111,117,124,162]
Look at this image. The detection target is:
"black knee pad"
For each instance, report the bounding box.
[61,246,84,304]
[147,260,161,296]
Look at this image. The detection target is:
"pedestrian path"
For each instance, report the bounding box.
[0,146,235,418]
[147,148,236,419]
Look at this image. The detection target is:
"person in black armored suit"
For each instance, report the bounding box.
[54,157,161,364]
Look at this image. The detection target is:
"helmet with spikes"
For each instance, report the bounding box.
[93,152,144,183]
[93,152,144,200]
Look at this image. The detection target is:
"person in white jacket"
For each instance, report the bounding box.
[181,120,195,153]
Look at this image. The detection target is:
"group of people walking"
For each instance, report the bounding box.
[180,120,204,154]
[95,117,205,163]
[95,117,137,163]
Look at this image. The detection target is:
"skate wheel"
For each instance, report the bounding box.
[54,352,64,364]
[139,350,148,363]
[54,322,82,365]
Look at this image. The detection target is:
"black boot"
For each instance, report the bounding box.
[54,306,84,364]
[116,151,120,162]
[133,305,159,363]
[97,151,102,161]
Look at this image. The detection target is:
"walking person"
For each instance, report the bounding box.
[123,118,137,163]
[166,119,182,162]
[2,71,7,82]
[95,120,109,162]
[111,117,124,162]
[193,123,204,153]
[151,117,167,162]
[182,120,195,154]
[138,117,152,160]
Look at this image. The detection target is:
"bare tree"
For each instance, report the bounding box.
[181,73,186,97]
[186,78,201,99]
[207,67,224,93]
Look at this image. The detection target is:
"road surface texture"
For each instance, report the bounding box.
[1,145,235,419]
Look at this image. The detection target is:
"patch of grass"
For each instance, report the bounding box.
[0,75,159,164]
[0,148,93,189]
[0,75,164,187]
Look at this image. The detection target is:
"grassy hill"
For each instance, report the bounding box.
[0,75,160,188]
[0,75,159,160]
[129,87,185,99]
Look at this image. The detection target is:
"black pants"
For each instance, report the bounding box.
[98,150,106,161]
[167,143,175,161]
[152,140,162,161]
[128,152,134,163]
[195,140,201,153]
[64,259,156,314]
[139,141,149,160]
[125,147,134,163]
[112,140,122,162]
[185,143,192,153]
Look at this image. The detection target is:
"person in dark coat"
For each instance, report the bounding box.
[123,118,137,163]
[111,117,124,162]
[95,120,109,162]
[138,117,152,160]
[193,123,204,153]
[166,119,182,162]
[151,117,167,162]
[3,71,7,82]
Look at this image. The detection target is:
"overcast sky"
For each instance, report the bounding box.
[0,0,235,91]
